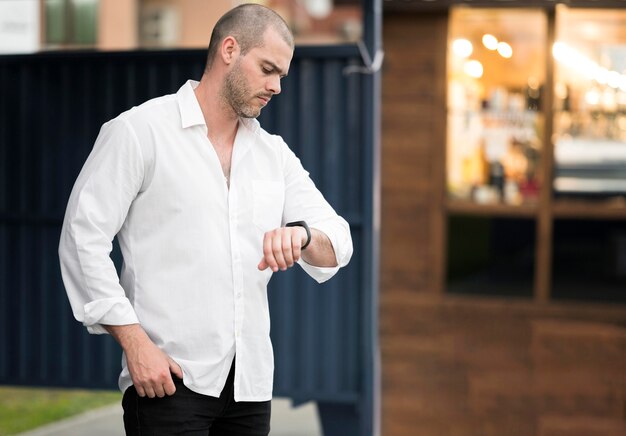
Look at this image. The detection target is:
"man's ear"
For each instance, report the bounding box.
[220,36,240,65]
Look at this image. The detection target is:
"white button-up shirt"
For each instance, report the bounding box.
[58,80,353,401]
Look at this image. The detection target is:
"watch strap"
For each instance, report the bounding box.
[286,221,311,249]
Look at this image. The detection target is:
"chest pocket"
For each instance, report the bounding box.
[252,180,285,232]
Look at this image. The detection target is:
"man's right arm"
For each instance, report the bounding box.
[59,119,180,397]
[59,118,144,333]
[104,324,183,398]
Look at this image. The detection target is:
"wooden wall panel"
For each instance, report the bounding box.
[381,11,448,296]
[380,293,626,435]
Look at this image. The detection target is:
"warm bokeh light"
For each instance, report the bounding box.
[528,76,540,90]
[463,60,483,78]
[607,71,621,89]
[601,88,617,111]
[555,82,568,100]
[553,41,626,89]
[497,41,513,58]
[594,67,609,85]
[452,38,473,58]
[585,88,600,106]
[482,34,498,50]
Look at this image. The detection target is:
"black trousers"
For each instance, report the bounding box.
[122,360,271,436]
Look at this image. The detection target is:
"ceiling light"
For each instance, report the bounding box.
[463,60,483,78]
[452,39,473,58]
[482,34,498,50]
[497,42,512,59]
[607,71,621,89]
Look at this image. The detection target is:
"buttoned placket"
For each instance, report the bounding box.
[199,122,243,396]
[228,126,249,399]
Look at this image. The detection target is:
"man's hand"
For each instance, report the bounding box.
[104,324,183,398]
[258,226,307,272]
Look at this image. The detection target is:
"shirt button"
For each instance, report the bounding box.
[236,331,241,338]
[237,293,242,299]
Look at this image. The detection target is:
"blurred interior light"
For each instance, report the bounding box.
[619,91,626,110]
[585,89,600,106]
[497,42,512,58]
[452,39,473,58]
[607,71,621,89]
[555,82,568,100]
[553,41,624,88]
[482,34,498,50]
[602,88,617,111]
[303,0,333,19]
[553,42,577,67]
[580,59,599,80]
[594,67,609,85]
[552,42,566,62]
[463,60,483,78]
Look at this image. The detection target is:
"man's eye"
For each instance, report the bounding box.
[262,67,272,74]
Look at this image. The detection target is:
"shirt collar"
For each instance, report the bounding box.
[239,116,260,136]
[176,79,262,136]
[177,80,206,129]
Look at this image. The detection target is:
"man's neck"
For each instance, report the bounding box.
[194,74,239,148]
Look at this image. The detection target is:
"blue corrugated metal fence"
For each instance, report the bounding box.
[0,45,376,434]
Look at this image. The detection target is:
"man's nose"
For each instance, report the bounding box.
[267,75,281,95]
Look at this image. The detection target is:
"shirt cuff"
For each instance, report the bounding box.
[83,297,139,335]
[298,258,340,283]
[297,219,353,283]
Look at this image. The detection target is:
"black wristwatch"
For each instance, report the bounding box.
[286,221,311,249]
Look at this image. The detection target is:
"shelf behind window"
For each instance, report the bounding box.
[446,198,538,218]
[552,197,626,219]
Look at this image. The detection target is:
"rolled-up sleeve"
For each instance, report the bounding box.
[58,118,143,334]
[279,140,353,283]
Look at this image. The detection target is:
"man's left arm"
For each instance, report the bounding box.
[301,227,338,267]
[257,140,353,282]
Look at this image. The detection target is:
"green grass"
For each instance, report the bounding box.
[0,386,121,435]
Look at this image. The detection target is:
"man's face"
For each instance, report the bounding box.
[222,28,293,118]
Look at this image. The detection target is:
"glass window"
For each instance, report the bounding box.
[552,6,626,198]
[447,8,546,206]
[45,0,98,47]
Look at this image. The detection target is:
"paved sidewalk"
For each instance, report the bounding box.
[18,398,321,436]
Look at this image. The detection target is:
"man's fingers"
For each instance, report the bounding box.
[164,377,177,396]
[292,233,302,262]
[169,358,183,379]
[135,384,146,397]
[143,386,156,398]
[272,233,287,270]
[258,258,268,270]
[154,382,166,398]
[263,234,279,272]
[282,234,294,267]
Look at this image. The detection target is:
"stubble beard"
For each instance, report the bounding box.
[222,60,261,119]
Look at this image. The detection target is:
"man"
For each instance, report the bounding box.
[58,3,352,435]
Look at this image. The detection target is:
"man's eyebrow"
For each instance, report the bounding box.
[261,59,287,77]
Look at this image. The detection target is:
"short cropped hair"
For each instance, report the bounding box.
[205,3,294,71]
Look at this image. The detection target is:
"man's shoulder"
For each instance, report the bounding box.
[248,120,289,153]
[115,92,179,128]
